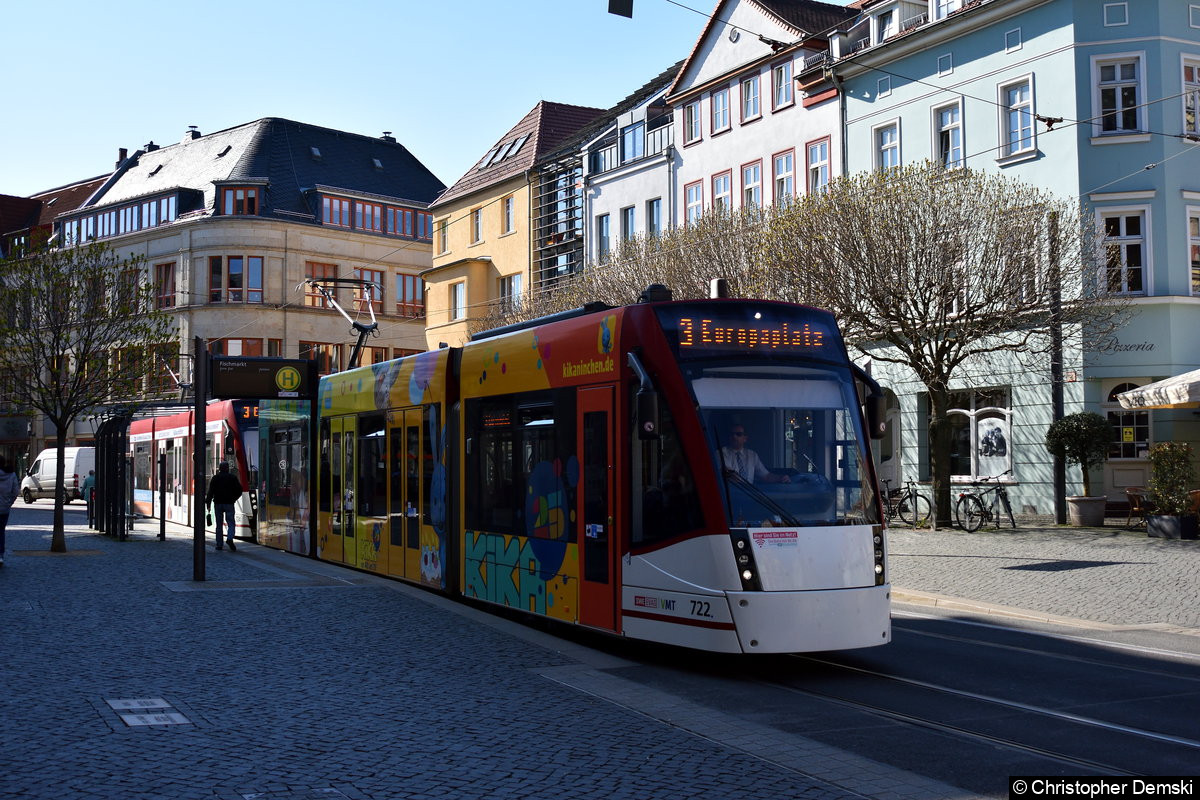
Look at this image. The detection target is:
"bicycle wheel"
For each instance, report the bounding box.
[899,493,932,527]
[961,495,986,532]
[954,494,971,529]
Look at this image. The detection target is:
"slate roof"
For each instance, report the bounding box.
[75,118,445,221]
[752,0,859,36]
[1,175,109,242]
[432,101,605,209]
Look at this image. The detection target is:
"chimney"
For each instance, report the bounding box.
[381,131,396,143]
[116,147,128,168]
[183,126,201,143]
[144,141,159,152]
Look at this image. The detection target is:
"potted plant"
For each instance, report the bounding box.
[1146,441,1198,540]
[1044,412,1112,526]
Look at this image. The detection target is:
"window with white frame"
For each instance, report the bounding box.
[712,87,730,132]
[944,388,1012,481]
[935,102,963,168]
[450,282,466,320]
[621,121,645,162]
[684,101,702,144]
[938,54,953,76]
[712,171,732,211]
[1100,209,1147,294]
[737,162,760,208]
[875,122,900,170]
[807,138,830,193]
[620,206,636,241]
[875,9,896,43]
[498,273,522,313]
[1095,55,1143,134]
[772,60,793,109]
[470,207,483,244]
[646,198,662,237]
[685,182,703,225]
[597,213,611,260]
[741,74,760,121]
[1000,77,1035,157]
[1189,208,1200,295]
[935,0,962,20]
[772,150,794,204]
[1184,58,1200,136]
[502,196,515,234]
[1005,28,1022,53]
[1103,2,1128,26]
[878,76,891,98]
[437,219,448,254]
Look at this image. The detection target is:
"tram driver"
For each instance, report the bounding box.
[720,424,790,485]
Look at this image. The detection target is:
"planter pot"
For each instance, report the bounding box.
[1066,496,1107,527]
[1147,515,1199,540]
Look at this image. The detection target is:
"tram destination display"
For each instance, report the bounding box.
[657,303,834,358]
[210,356,314,400]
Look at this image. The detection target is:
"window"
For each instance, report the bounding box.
[1103,2,1128,26]
[498,273,522,313]
[502,195,515,234]
[354,268,383,313]
[305,262,338,307]
[1000,78,1035,157]
[323,196,351,227]
[222,187,258,215]
[875,122,900,170]
[807,138,830,193]
[1107,383,1149,459]
[146,343,178,395]
[1005,28,1022,53]
[876,9,896,43]
[385,207,413,237]
[209,256,263,303]
[712,87,730,132]
[620,206,636,241]
[450,282,466,321]
[646,198,662,237]
[772,60,793,109]
[299,342,340,376]
[1190,210,1200,295]
[596,213,611,260]
[153,262,175,309]
[470,208,483,244]
[209,338,264,357]
[944,388,1011,481]
[712,171,732,211]
[772,150,794,203]
[935,0,962,20]
[683,101,702,144]
[1101,209,1147,294]
[938,54,953,77]
[1185,59,1200,136]
[355,201,382,233]
[1095,55,1143,134]
[742,161,762,208]
[741,74,760,121]
[437,219,448,254]
[935,102,963,168]
[685,182,703,225]
[878,76,892,98]
[621,122,644,162]
[416,211,433,240]
[395,274,425,317]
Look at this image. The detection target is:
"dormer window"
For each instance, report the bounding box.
[222,187,259,215]
[876,9,896,43]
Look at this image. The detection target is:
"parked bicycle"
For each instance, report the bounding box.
[881,479,932,527]
[954,470,1017,532]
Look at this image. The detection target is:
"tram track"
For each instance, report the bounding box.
[761,650,1200,777]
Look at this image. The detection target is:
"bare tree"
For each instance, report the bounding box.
[0,241,173,551]
[754,162,1128,524]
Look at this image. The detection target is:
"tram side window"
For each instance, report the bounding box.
[637,397,702,545]
[466,390,576,537]
[358,413,386,516]
[319,419,331,514]
[134,443,151,490]
[422,405,437,524]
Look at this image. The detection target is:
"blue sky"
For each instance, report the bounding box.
[0,0,742,198]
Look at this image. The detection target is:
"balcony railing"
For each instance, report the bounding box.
[588,125,673,177]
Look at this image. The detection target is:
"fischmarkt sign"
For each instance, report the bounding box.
[210,356,315,400]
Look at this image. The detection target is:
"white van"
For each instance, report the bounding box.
[21,446,95,504]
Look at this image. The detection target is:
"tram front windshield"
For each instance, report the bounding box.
[690,364,877,527]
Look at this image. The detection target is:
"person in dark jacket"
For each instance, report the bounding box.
[204,461,243,551]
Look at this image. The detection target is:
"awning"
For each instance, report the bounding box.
[1117,368,1200,410]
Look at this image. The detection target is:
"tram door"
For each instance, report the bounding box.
[387,408,426,581]
[578,386,616,631]
[328,416,356,565]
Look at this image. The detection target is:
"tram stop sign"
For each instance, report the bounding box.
[210,356,315,400]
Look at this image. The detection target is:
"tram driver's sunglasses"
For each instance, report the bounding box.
[733,431,747,437]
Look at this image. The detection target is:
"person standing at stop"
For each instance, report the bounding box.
[204,461,242,551]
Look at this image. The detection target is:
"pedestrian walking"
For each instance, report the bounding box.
[0,456,19,566]
[82,469,97,527]
[204,461,242,551]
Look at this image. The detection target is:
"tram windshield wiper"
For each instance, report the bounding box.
[723,469,802,527]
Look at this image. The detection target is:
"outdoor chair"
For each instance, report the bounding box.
[1125,487,1154,529]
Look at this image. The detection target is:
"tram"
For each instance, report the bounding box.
[129,400,258,537]
[259,288,891,653]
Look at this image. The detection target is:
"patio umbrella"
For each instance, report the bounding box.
[1117,368,1200,409]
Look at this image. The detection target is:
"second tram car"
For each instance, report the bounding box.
[259,292,890,653]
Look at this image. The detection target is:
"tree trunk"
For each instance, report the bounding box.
[927,389,955,527]
[51,431,67,552]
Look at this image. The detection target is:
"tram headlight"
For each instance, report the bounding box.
[874,564,883,575]
[742,569,754,581]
